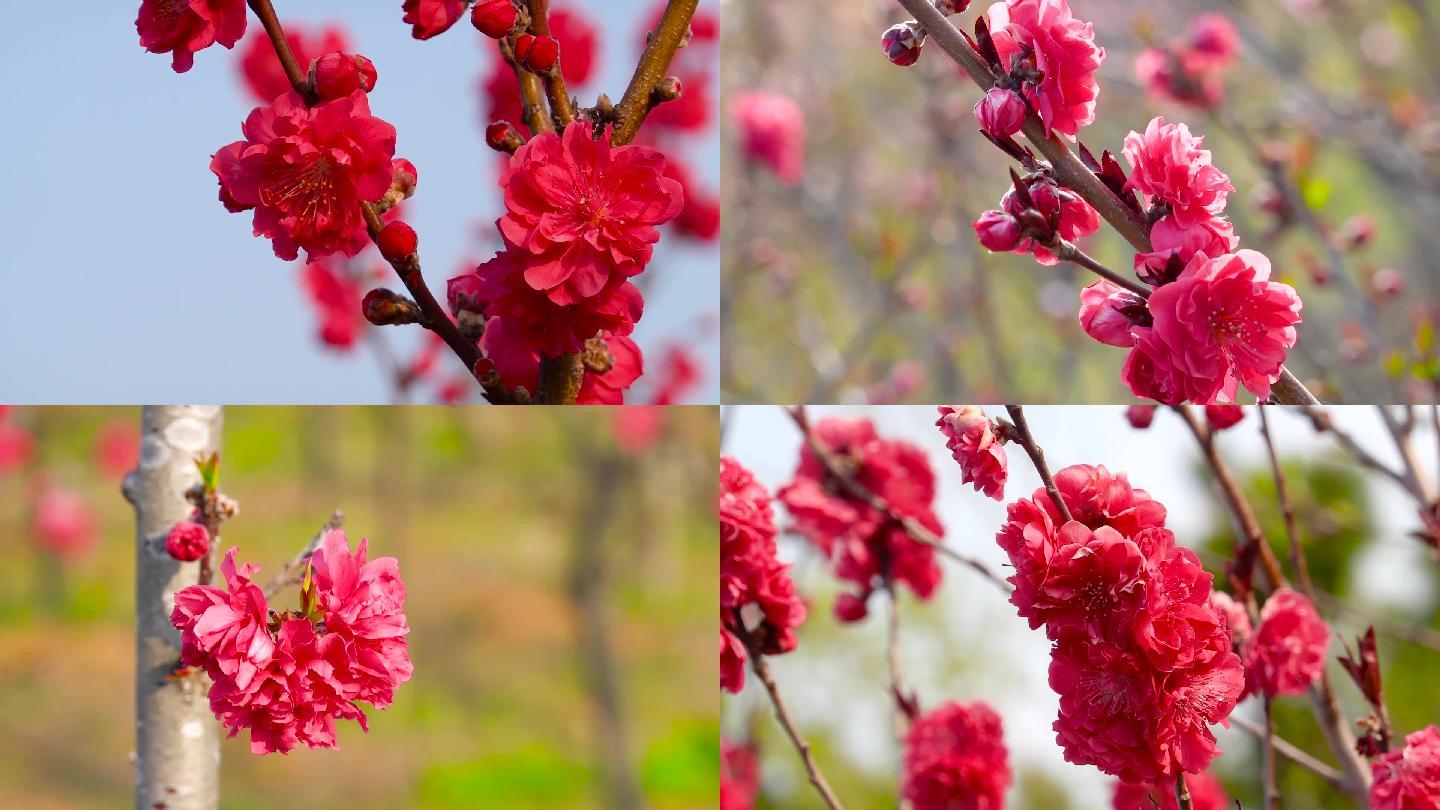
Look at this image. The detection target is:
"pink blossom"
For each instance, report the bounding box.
[1125,250,1302,404]
[721,739,759,810]
[1079,281,1146,348]
[1371,725,1440,810]
[30,486,98,563]
[902,701,1011,810]
[136,0,247,74]
[999,175,1101,265]
[1134,215,1237,285]
[1204,405,1244,430]
[883,22,926,67]
[731,92,806,185]
[93,422,140,480]
[985,0,1105,139]
[721,457,806,692]
[935,406,1008,500]
[301,258,364,351]
[497,126,683,305]
[1209,591,1252,645]
[973,210,1023,252]
[166,520,211,562]
[1125,405,1157,429]
[212,91,397,261]
[402,0,468,40]
[0,416,33,474]
[1122,118,1234,227]
[1242,586,1328,697]
[239,22,350,104]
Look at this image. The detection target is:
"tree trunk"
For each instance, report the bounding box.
[127,406,224,810]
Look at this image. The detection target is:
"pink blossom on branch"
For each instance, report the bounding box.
[238,21,350,104]
[1241,586,1328,698]
[1371,725,1440,810]
[1122,117,1233,228]
[985,0,1106,139]
[136,0,247,74]
[721,738,760,810]
[211,91,397,262]
[166,520,211,562]
[1078,280,1147,348]
[1123,250,1302,404]
[483,318,643,404]
[402,0,469,40]
[497,126,683,305]
[935,406,1008,500]
[720,457,806,693]
[901,701,1011,810]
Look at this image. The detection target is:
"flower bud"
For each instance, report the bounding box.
[472,0,522,39]
[485,120,524,154]
[974,87,1026,138]
[391,158,419,199]
[1371,267,1404,297]
[834,592,870,622]
[447,274,486,314]
[377,221,418,263]
[881,22,925,67]
[514,34,560,74]
[1125,404,1157,429]
[165,520,210,562]
[972,210,1022,251]
[310,52,378,100]
[362,288,424,326]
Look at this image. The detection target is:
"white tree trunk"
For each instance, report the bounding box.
[127,406,224,810]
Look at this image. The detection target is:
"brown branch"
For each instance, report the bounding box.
[1300,405,1413,493]
[1262,696,1279,810]
[881,576,912,757]
[1174,773,1192,810]
[536,353,584,405]
[611,0,698,145]
[502,36,556,136]
[525,0,576,125]
[737,625,846,810]
[1051,239,1152,299]
[891,0,1318,406]
[245,0,312,100]
[262,511,344,600]
[784,407,1013,593]
[1231,714,1346,789]
[1003,406,1074,523]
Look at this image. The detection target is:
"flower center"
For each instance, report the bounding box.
[262,155,345,223]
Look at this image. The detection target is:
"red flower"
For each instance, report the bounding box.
[1079,280,1147,348]
[1125,405,1158,429]
[1242,586,1328,697]
[402,0,468,40]
[0,414,33,474]
[166,520,211,562]
[93,421,141,480]
[1371,725,1440,810]
[1122,118,1234,228]
[974,88,1027,139]
[457,248,645,357]
[612,407,666,454]
[778,418,943,617]
[731,92,806,185]
[650,344,703,405]
[935,406,1008,500]
[721,739,759,810]
[1113,770,1228,810]
[238,21,350,103]
[721,456,806,693]
[300,258,365,350]
[985,0,1105,138]
[497,126,683,305]
[665,160,721,242]
[171,532,410,754]
[1134,215,1237,285]
[1124,250,1302,404]
[483,318,644,404]
[136,0,247,74]
[1134,15,1238,110]
[902,701,1011,810]
[212,91,397,261]
[1209,591,1252,646]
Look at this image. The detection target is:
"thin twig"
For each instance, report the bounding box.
[1003,406,1073,523]
[738,626,846,810]
[262,510,344,600]
[1300,406,1413,493]
[1052,239,1152,299]
[1262,696,1279,810]
[1175,773,1192,810]
[1257,405,1317,600]
[1231,713,1347,789]
[784,407,1013,593]
[525,0,576,125]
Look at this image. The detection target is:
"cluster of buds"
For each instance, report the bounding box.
[881,0,971,66]
[472,0,529,39]
[973,170,1099,261]
[514,33,561,74]
[307,52,378,101]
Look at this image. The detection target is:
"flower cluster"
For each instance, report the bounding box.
[984,0,1105,139]
[1083,117,1303,404]
[972,172,1102,266]
[778,418,943,621]
[1135,15,1239,109]
[1371,725,1440,810]
[901,701,1011,810]
[1241,586,1329,698]
[720,457,806,693]
[1112,770,1228,810]
[935,406,1008,500]
[170,530,412,754]
[998,464,1243,783]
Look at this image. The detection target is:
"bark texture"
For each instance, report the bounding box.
[128,406,224,810]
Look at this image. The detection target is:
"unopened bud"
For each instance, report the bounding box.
[391,158,418,199]
[485,120,524,153]
[882,22,925,67]
[309,52,378,100]
[514,34,560,74]
[363,288,424,326]
[376,221,418,263]
[651,76,683,105]
[974,87,1026,138]
[972,209,1022,251]
[471,0,524,39]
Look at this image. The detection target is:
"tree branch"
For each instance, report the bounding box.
[525,0,576,125]
[262,510,344,600]
[611,0,698,145]
[1002,406,1073,523]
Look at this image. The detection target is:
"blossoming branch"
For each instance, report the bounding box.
[136,0,709,404]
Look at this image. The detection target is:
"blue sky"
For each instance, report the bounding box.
[0,1,718,404]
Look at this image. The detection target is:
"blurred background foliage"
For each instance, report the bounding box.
[0,406,718,809]
[722,0,1440,404]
